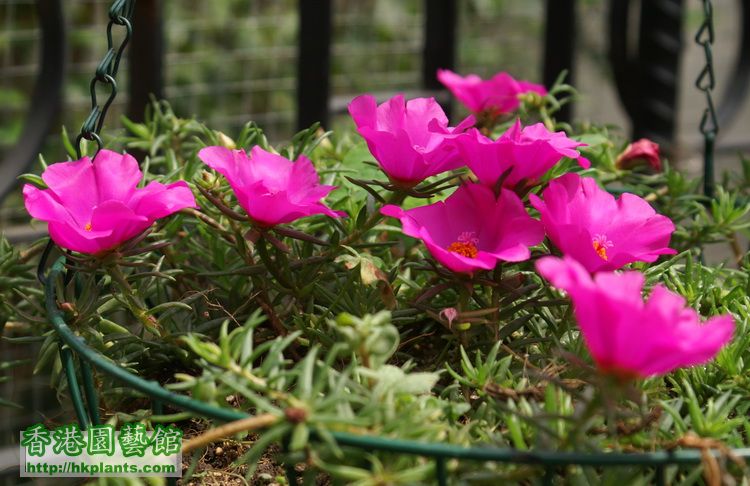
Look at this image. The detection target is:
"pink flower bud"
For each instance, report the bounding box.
[616,138,661,171]
[439,307,459,328]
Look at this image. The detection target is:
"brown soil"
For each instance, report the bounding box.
[177,421,330,485]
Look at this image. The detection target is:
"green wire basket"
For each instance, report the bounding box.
[43,256,750,485]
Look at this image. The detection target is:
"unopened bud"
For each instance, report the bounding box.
[284,407,308,424]
[216,131,236,149]
[59,302,77,318]
[616,139,661,171]
[456,322,471,332]
[439,307,459,328]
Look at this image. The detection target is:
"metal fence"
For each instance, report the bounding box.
[2,1,750,206]
[0,0,552,146]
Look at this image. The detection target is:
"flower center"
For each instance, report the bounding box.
[447,232,479,259]
[592,234,613,261]
[84,222,92,232]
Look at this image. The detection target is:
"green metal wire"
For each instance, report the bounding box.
[696,0,719,197]
[59,346,90,430]
[152,399,164,416]
[44,256,750,481]
[79,358,101,426]
[44,263,246,423]
[436,457,448,486]
[656,465,666,486]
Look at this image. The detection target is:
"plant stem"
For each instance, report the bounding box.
[456,282,473,348]
[107,264,163,337]
[181,413,280,453]
[491,265,503,340]
[568,389,603,448]
[337,190,407,249]
[729,232,744,266]
[228,362,268,389]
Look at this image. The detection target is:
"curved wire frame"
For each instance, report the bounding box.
[44,256,750,485]
[0,0,65,202]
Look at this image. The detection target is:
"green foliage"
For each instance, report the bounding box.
[7,91,750,484]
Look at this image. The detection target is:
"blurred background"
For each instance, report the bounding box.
[1,1,748,172]
[0,0,749,482]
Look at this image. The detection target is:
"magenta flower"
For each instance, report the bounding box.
[529,173,676,273]
[536,256,734,379]
[198,145,345,227]
[456,120,590,190]
[23,150,197,255]
[381,183,544,274]
[348,94,475,187]
[616,138,661,171]
[437,69,547,115]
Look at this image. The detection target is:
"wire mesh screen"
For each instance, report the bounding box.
[2,1,749,166]
[0,0,549,153]
[163,1,297,137]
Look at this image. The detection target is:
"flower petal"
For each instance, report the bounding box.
[129,180,197,220]
[41,157,98,224]
[48,222,112,254]
[534,174,675,273]
[536,256,734,378]
[91,150,142,202]
[90,200,150,249]
[350,94,467,184]
[23,184,76,226]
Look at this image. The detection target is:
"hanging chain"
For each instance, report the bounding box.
[39,0,136,284]
[695,0,718,197]
[75,0,136,158]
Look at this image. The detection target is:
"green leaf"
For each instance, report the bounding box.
[16,173,47,189]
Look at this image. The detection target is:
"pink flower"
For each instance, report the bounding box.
[536,256,734,379]
[198,145,345,226]
[616,138,661,171]
[348,94,475,187]
[437,69,547,115]
[23,150,197,254]
[456,120,590,189]
[381,183,544,274]
[439,307,459,327]
[529,173,676,273]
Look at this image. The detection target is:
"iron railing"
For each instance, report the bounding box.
[3,0,750,202]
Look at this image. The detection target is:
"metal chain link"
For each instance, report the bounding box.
[38,0,136,284]
[75,0,136,158]
[695,0,718,197]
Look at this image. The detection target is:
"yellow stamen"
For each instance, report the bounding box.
[447,241,478,258]
[592,240,608,260]
[84,222,92,232]
[592,234,613,261]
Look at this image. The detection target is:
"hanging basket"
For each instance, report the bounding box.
[43,256,750,484]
